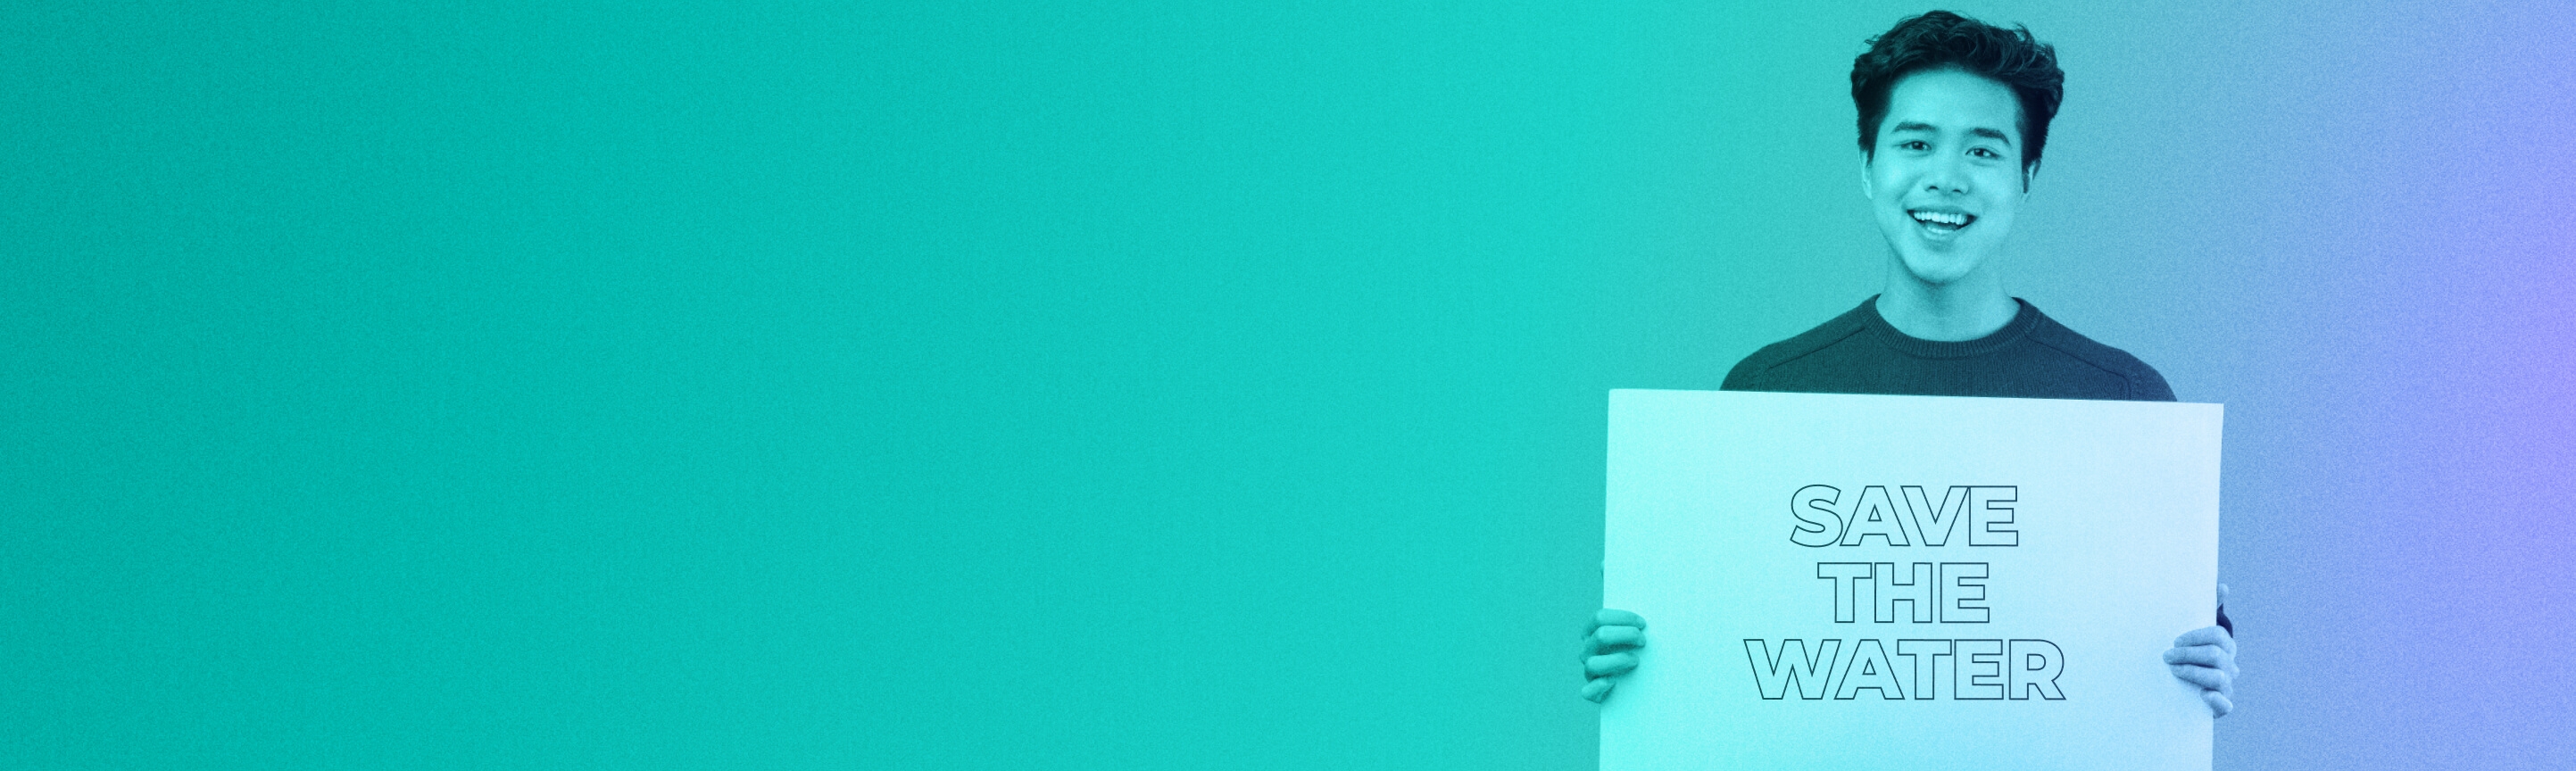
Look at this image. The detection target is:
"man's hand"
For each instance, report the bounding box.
[2163,584,2238,717]
[1581,609,1648,703]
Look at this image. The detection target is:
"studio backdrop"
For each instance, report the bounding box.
[7,1,2571,768]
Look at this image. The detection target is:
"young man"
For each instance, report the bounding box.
[1580,12,2239,717]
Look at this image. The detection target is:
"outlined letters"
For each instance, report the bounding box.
[1753,485,2066,704]
[1790,485,2018,548]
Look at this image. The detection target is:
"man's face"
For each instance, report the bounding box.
[1863,68,2032,286]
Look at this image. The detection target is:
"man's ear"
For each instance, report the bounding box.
[2021,160,2041,194]
[1861,153,1875,200]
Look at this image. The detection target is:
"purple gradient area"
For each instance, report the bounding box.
[2155,4,2576,767]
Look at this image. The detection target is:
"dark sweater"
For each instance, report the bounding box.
[1722,295,2174,401]
[1721,294,2229,634]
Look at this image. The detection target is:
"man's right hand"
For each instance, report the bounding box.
[1581,609,1648,703]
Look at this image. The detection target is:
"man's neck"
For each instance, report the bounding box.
[1877,268,2018,342]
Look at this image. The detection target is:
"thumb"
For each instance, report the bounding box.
[2216,584,2230,609]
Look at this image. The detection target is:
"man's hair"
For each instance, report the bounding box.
[1851,11,2063,170]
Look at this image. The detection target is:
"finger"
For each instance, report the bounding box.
[2168,663,2230,692]
[1580,626,1644,659]
[2162,644,2231,668]
[1595,626,1644,650]
[2216,584,2230,609]
[1582,677,1615,703]
[2202,689,2234,717]
[2171,626,2237,657]
[1591,609,1648,633]
[1585,651,1639,678]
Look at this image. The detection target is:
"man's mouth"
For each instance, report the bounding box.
[1909,209,1975,235]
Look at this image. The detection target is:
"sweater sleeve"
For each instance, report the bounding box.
[2132,363,2177,402]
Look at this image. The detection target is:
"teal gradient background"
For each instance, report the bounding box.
[8,2,2570,768]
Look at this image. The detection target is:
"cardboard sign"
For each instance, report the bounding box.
[1602,389,2221,771]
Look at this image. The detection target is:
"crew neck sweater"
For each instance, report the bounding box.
[1721,295,2175,402]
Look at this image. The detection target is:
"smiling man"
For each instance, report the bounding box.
[1580,11,2240,717]
[1726,13,2162,397]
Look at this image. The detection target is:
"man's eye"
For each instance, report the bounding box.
[1970,147,2000,159]
[1898,140,1929,151]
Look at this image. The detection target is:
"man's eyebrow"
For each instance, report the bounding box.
[1888,121,2017,147]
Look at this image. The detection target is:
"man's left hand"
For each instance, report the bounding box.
[2163,584,2238,717]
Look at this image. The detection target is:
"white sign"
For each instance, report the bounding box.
[1603,389,2221,771]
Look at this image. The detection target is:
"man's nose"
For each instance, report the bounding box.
[1922,159,1969,194]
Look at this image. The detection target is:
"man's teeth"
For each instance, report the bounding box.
[1910,211,1972,226]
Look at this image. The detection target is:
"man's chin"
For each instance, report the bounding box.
[1893,254,1983,286]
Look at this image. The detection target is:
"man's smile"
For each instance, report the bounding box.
[1908,208,1977,236]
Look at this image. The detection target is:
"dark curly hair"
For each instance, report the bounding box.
[1851,11,2063,170]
